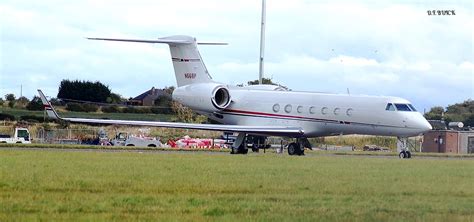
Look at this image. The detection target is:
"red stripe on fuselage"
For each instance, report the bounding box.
[222,109,339,123]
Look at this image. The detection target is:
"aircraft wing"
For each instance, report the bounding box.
[38,90,304,137]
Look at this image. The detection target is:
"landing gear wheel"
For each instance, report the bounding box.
[399,151,406,159]
[288,142,303,156]
[251,144,259,153]
[405,151,411,159]
[231,146,248,154]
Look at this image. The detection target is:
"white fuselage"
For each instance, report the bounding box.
[190,86,431,138]
[85,35,432,139]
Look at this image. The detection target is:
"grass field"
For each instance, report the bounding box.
[0,150,473,221]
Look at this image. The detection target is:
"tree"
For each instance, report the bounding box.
[107,93,124,104]
[424,106,444,120]
[5,94,15,101]
[465,114,474,127]
[424,100,474,126]
[16,96,30,108]
[57,79,111,103]
[170,101,206,123]
[153,86,174,114]
[26,96,43,111]
[5,94,15,108]
[247,77,277,85]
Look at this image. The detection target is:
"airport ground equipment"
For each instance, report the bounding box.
[0,128,31,144]
[110,132,164,147]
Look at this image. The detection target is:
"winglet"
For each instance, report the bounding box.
[37,89,61,120]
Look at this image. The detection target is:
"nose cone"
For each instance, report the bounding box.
[417,117,432,132]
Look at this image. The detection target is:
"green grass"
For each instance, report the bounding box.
[0,107,174,121]
[0,149,473,221]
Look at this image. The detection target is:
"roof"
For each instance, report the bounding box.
[131,87,168,101]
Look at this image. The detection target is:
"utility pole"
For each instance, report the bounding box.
[258,0,266,84]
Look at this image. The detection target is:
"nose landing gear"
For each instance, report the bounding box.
[397,137,412,159]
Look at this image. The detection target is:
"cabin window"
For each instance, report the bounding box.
[321,107,328,115]
[385,103,395,111]
[334,108,340,115]
[408,104,417,111]
[346,108,353,116]
[394,103,411,111]
[285,104,292,113]
[297,106,303,113]
[273,104,280,112]
[309,106,316,114]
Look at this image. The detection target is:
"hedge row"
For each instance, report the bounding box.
[0,114,52,123]
[102,105,173,114]
[66,103,99,112]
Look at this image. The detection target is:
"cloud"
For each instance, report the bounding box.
[0,0,472,112]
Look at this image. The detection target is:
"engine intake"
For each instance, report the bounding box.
[212,87,231,109]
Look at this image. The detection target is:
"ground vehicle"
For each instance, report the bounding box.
[110,132,163,147]
[0,128,31,144]
[169,135,228,148]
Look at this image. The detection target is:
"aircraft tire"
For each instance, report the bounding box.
[251,144,259,152]
[399,151,406,159]
[231,146,248,154]
[406,151,411,158]
[288,142,302,156]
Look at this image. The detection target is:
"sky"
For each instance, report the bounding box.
[0,0,472,112]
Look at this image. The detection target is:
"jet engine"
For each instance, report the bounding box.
[172,83,232,112]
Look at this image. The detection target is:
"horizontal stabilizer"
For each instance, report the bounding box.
[87,37,227,45]
[87,37,192,44]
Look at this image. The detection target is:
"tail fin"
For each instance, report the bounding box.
[87,35,226,87]
[37,89,61,120]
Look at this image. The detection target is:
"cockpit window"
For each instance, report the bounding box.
[407,104,417,111]
[394,103,412,111]
[385,103,396,111]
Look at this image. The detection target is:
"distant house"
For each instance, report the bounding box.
[127,87,168,106]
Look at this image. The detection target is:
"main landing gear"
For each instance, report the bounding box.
[287,138,311,156]
[397,137,412,159]
[287,142,303,155]
[230,133,248,154]
[230,133,310,156]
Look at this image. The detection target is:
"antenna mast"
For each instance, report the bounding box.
[258,0,266,84]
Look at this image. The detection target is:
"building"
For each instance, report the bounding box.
[422,130,474,154]
[127,87,169,106]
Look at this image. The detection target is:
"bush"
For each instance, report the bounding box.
[65,103,84,112]
[151,107,173,114]
[123,106,151,114]
[0,113,15,121]
[20,115,47,123]
[82,103,99,112]
[50,98,64,106]
[102,105,122,113]
[26,96,43,111]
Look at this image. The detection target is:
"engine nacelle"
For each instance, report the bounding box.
[172,83,232,112]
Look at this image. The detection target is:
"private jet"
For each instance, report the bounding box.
[38,35,432,157]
